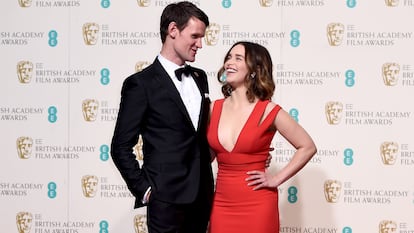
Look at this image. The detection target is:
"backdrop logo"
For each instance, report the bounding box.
[324,102,411,126]
[325,101,343,125]
[0,107,43,121]
[342,182,408,204]
[15,212,96,232]
[382,62,414,86]
[89,24,159,46]
[137,0,150,7]
[16,211,32,233]
[18,0,32,7]
[82,175,99,198]
[19,138,93,160]
[19,0,81,7]
[380,142,414,166]
[100,177,134,198]
[17,61,33,83]
[135,61,150,72]
[380,141,398,165]
[382,63,400,86]
[205,23,220,46]
[134,214,148,233]
[330,23,413,47]
[83,23,100,45]
[221,25,285,47]
[82,99,99,122]
[324,179,342,203]
[379,220,397,233]
[0,31,44,45]
[17,136,33,159]
[259,0,273,7]
[327,23,344,46]
[385,0,399,7]
[264,0,325,7]
[1,182,43,197]
[275,64,340,86]
[272,138,323,164]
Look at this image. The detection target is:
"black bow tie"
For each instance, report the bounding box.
[175,65,192,81]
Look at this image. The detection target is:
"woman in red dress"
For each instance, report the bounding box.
[207,41,317,233]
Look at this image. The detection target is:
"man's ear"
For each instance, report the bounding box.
[168,22,179,39]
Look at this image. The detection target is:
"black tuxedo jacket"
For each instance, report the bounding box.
[111,58,214,208]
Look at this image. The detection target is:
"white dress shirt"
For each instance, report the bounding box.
[157,54,201,129]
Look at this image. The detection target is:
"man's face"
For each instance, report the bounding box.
[173,17,206,64]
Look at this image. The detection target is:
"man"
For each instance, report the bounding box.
[110,2,214,233]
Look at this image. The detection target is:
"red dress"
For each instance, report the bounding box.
[207,99,281,233]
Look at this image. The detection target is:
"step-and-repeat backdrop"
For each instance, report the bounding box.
[1,0,413,233]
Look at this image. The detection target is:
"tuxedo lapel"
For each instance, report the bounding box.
[152,59,195,129]
[190,69,209,131]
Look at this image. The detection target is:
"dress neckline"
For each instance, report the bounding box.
[216,99,265,153]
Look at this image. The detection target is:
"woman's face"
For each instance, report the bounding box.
[223,44,249,86]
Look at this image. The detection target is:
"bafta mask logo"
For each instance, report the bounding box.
[17,61,33,84]
[137,0,150,7]
[82,99,99,122]
[382,63,400,86]
[327,23,344,46]
[325,101,343,125]
[16,212,33,233]
[385,0,399,7]
[82,23,100,45]
[135,61,150,73]
[379,220,397,233]
[204,23,220,46]
[18,0,32,7]
[259,0,273,7]
[324,179,342,203]
[134,135,144,161]
[81,175,98,198]
[380,142,398,165]
[16,136,33,159]
[134,214,148,233]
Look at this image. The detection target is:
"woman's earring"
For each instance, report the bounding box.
[250,72,256,79]
[219,71,227,82]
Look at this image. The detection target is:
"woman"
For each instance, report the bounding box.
[207,41,317,233]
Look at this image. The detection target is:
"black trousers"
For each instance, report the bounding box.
[146,191,212,233]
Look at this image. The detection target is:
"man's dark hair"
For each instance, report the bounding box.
[160,1,209,43]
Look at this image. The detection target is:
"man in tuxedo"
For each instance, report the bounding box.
[110,2,214,233]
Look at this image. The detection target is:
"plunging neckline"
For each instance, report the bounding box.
[216,100,261,153]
